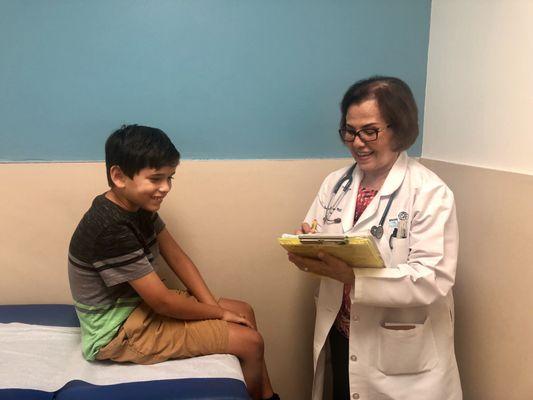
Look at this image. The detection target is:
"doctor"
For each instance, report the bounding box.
[288,77,462,400]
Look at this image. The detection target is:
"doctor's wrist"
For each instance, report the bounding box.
[338,269,355,285]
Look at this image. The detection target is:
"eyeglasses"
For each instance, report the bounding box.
[338,125,390,143]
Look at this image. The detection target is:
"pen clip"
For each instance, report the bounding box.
[389,227,398,250]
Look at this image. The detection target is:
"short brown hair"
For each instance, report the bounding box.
[105,124,180,187]
[340,76,418,151]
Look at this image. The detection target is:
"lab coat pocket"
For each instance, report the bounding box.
[390,237,410,267]
[377,317,438,375]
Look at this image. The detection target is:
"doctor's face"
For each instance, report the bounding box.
[344,99,399,178]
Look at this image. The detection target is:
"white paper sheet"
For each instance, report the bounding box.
[0,323,244,391]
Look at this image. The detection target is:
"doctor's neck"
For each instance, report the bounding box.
[359,154,399,190]
[360,172,388,191]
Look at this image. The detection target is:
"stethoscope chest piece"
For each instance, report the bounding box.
[370,225,384,239]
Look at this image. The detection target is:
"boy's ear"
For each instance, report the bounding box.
[109,165,128,188]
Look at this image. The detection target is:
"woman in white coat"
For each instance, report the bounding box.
[288,77,462,400]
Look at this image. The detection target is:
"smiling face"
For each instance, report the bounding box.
[108,165,176,212]
[344,99,399,180]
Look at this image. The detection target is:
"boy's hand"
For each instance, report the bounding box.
[221,309,254,329]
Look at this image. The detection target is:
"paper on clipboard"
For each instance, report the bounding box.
[278,233,385,268]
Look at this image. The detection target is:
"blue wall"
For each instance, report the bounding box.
[0,0,430,161]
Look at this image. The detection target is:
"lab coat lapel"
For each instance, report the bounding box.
[352,152,408,231]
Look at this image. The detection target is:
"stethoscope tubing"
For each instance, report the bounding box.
[323,163,357,225]
[322,163,397,244]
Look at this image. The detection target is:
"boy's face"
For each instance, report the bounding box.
[120,166,176,212]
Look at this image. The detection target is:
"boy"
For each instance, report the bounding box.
[68,125,279,400]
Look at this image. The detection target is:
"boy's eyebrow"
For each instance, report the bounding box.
[149,171,175,177]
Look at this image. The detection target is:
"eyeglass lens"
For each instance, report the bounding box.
[339,128,379,142]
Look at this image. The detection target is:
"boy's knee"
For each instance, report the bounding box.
[253,330,264,349]
[245,329,264,356]
[225,299,256,322]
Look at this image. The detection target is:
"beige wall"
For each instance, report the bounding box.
[0,158,350,400]
[421,158,533,400]
[5,157,533,400]
[424,0,533,174]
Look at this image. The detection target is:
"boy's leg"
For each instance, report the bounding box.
[226,322,265,399]
[96,301,228,364]
[219,298,275,400]
[97,297,276,399]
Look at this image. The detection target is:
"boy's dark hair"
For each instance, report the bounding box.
[340,76,419,151]
[105,124,180,187]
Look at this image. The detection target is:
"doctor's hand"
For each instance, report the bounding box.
[288,252,355,284]
[296,219,318,234]
[296,222,311,234]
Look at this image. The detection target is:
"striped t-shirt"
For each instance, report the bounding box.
[68,194,165,360]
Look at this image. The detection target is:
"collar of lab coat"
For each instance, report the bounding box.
[376,151,408,196]
[343,151,408,233]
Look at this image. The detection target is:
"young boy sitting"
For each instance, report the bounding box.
[68,124,279,400]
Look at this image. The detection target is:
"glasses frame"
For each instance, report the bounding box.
[338,124,391,143]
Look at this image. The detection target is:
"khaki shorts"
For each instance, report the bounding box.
[96,291,228,365]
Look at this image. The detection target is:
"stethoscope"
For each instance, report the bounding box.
[321,163,397,241]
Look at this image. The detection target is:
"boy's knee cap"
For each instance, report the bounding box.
[248,330,264,352]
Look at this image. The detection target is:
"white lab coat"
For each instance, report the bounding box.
[304,152,462,400]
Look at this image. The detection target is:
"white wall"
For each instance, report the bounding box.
[423,0,533,175]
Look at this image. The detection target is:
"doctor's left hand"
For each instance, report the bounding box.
[288,252,355,284]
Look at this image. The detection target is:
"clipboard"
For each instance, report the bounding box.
[278,233,385,268]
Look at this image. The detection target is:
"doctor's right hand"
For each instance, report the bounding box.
[296,220,318,234]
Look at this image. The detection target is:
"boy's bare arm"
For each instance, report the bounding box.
[157,228,219,306]
[130,272,223,320]
[130,272,252,327]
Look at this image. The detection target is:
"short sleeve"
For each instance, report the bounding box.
[93,223,154,287]
[152,212,166,234]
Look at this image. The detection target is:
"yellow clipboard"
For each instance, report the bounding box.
[278,234,385,268]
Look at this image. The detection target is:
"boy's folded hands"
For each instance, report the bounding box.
[221,309,254,329]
